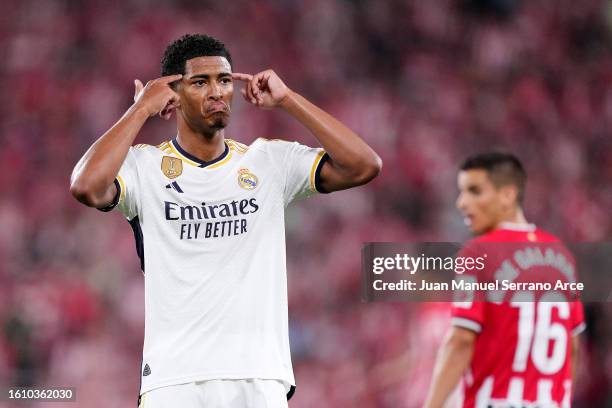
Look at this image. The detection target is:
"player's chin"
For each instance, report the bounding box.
[468,222,485,235]
[207,115,229,130]
[472,223,494,236]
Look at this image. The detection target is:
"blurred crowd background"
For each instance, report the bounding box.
[1,0,612,406]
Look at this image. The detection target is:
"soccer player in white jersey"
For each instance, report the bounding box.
[70,34,381,407]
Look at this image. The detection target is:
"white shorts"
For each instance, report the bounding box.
[139,379,289,408]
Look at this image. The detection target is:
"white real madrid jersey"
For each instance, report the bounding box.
[105,137,327,396]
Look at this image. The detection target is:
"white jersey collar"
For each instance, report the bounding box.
[498,222,536,232]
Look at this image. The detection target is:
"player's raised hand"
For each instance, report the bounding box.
[133,74,183,120]
[232,70,290,109]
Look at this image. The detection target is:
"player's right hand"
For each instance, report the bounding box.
[133,74,182,120]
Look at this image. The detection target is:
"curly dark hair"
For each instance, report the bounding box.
[161,34,232,76]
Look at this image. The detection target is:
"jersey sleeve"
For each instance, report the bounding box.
[451,285,486,333]
[451,243,486,333]
[97,147,140,220]
[570,301,586,336]
[265,139,329,205]
[568,249,586,336]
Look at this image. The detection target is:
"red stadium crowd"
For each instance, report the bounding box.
[1,0,611,406]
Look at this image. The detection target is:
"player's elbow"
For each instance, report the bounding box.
[354,153,382,185]
[69,178,105,208]
[70,180,95,207]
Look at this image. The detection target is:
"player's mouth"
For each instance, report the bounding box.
[463,213,474,227]
[205,102,229,115]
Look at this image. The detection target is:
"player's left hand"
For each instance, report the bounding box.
[232,70,290,109]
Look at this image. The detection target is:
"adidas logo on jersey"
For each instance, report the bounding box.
[142,363,151,376]
[165,181,184,193]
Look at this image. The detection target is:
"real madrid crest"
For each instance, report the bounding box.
[161,156,183,179]
[238,168,258,190]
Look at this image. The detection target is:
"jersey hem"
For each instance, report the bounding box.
[96,178,122,212]
[572,321,586,335]
[313,152,330,193]
[139,372,296,395]
[451,317,482,333]
[310,151,328,193]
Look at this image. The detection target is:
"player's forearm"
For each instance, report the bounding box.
[70,104,149,206]
[571,335,579,384]
[424,334,474,408]
[280,90,381,183]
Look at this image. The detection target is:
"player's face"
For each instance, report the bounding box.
[178,56,233,133]
[456,169,506,235]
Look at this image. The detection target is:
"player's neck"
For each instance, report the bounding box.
[495,208,528,230]
[175,127,226,163]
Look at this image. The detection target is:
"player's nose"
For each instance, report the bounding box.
[456,193,467,211]
[208,83,222,100]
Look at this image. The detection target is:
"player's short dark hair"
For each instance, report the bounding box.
[161,34,232,76]
[460,152,527,203]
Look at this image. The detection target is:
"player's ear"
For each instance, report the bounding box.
[499,185,519,208]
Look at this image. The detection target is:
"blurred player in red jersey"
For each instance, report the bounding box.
[424,152,585,408]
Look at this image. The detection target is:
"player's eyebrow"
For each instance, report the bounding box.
[188,72,232,80]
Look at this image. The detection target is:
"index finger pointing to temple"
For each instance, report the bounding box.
[160,74,183,83]
[232,73,253,81]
